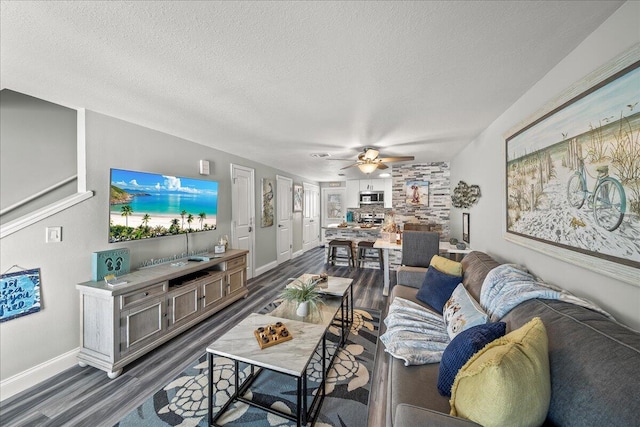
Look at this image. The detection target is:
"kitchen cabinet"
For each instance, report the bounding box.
[360,179,385,192]
[346,180,360,208]
[77,250,248,379]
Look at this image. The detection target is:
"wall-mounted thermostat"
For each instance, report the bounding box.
[199,160,210,175]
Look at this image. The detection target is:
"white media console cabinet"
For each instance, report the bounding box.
[76,249,249,378]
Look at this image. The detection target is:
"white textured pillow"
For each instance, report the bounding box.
[443,284,488,340]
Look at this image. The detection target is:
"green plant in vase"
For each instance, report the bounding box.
[280,278,323,317]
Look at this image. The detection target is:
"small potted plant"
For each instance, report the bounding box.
[280,277,323,317]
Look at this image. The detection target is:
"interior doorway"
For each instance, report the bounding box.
[303,182,320,252]
[276,175,292,264]
[231,164,255,279]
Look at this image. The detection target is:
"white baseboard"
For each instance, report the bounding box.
[292,250,303,258]
[0,347,79,402]
[254,261,278,277]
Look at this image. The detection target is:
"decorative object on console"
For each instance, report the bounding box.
[405,181,429,206]
[91,248,130,281]
[505,55,639,273]
[462,213,470,244]
[449,238,458,245]
[260,178,274,227]
[109,168,218,243]
[0,267,41,322]
[451,181,481,208]
[456,242,467,250]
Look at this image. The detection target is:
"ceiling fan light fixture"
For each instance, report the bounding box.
[357,162,379,174]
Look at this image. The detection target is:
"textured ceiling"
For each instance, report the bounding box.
[0,1,623,181]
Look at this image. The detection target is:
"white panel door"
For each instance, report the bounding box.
[231,164,255,279]
[303,182,320,252]
[276,175,292,264]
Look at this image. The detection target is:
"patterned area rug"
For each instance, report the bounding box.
[115,306,380,427]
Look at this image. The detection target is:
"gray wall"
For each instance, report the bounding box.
[450,1,640,330]
[0,90,77,223]
[0,108,315,380]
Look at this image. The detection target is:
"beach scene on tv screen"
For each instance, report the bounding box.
[110,169,218,242]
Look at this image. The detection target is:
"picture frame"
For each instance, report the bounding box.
[261,178,275,227]
[462,213,470,244]
[1,268,42,322]
[504,46,640,284]
[405,181,429,206]
[293,184,303,212]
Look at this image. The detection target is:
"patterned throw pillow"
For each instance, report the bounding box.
[415,266,462,313]
[430,255,463,277]
[443,284,488,340]
[450,317,551,427]
[437,322,506,397]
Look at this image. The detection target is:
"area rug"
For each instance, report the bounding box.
[115,306,380,427]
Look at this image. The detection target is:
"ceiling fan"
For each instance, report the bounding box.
[331,147,415,174]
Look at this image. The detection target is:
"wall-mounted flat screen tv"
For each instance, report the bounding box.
[109,168,218,243]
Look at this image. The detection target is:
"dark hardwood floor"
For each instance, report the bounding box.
[0,246,394,427]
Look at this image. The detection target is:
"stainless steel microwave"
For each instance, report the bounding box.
[359,191,384,205]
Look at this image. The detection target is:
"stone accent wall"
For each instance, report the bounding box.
[392,162,451,240]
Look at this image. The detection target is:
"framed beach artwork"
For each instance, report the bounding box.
[293,184,303,212]
[505,53,640,277]
[261,178,275,227]
[1,268,42,322]
[406,181,429,206]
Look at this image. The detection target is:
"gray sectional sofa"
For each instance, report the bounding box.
[386,251,640,427]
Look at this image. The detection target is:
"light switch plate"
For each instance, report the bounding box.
[46,226,62,243]
[199,160,210,175]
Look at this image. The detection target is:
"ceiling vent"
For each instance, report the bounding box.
[310,153,330,158]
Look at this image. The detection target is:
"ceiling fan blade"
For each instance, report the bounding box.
[340,163,361,170]
[378,156,415,162]
[377,163,389,170]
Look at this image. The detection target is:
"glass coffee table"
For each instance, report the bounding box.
[206,275,354,426]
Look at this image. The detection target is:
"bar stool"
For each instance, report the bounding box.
[327,240,355,267]
[357,241,384,270]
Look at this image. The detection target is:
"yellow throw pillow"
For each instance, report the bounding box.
[449,317,550,427]
[430,255,463,277]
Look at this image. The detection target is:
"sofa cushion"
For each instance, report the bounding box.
[431,255,463,276]
[437,322,506,397]
[416,266,461,313]
[460,251,500,303]
[501,299,640,427]
[450,317,550,427]
[443,284,488,340]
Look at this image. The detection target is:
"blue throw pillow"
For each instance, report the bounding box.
[437,322,507,397]
[415,266,461,313]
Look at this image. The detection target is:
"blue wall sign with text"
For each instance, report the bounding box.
[0,268,42,322]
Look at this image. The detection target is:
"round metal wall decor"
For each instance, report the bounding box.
[451,181,481,208]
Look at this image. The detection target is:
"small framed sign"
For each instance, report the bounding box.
[92,248,130,281]
[1,268,42,322]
